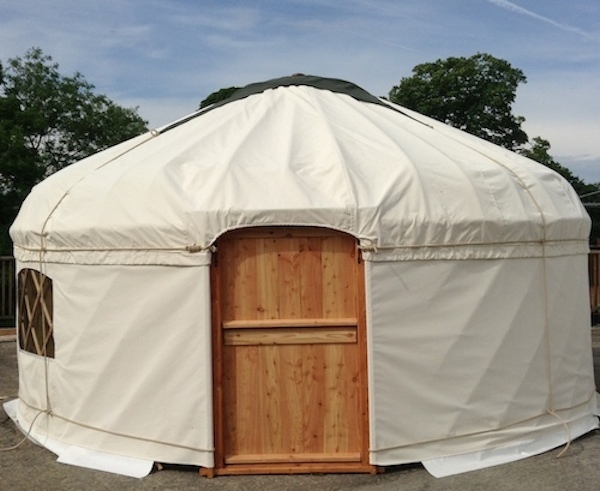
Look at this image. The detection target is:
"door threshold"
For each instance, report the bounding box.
[205,462,378,476]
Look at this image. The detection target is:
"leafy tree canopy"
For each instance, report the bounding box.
[2,48,148,174]
[199,86,240,109]
[389,53,528,151]
[519,137,600,241]
[520,137,597,196]
[0,47,148,254]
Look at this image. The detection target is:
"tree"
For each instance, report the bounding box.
[0,84,41,255]
[0,48,148,254]
[199,86,240,109]
[3,48,148,174]
[520,137,600,240]
[389,53,528,151]
[520,137,597,196]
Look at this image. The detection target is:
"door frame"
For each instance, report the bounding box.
[207,226,373,476]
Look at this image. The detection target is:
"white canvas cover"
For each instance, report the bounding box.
[8,75,597,476]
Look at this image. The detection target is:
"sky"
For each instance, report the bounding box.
[1,0,599,183]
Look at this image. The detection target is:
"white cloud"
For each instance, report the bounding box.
[486,0,597,40]
[167,6,262,32]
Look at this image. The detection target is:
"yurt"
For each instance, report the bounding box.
[6,75,598,478]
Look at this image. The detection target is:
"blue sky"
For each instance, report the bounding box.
[1,0,599,183]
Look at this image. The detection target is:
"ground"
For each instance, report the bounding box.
[2,334,600,491]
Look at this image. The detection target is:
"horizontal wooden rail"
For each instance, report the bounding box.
[225,452,362,464]
[224,326,357,346]
[222,318,357,329]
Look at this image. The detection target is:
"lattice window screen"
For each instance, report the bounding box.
[18,268,54,358]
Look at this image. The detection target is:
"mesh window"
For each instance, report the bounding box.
[18,269,54,358]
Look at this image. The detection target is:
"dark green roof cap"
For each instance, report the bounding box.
[222,74,387,108]
[160,74,417,134]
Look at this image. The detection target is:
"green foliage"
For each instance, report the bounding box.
[389,53,528,151]
[520,137,597,196]
[0,92,41,255]
[0,47,149,254]
[199,86,240,109]
[3,48,148,174]
[520,137,600,241]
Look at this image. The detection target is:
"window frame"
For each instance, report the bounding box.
[18,268,54,358]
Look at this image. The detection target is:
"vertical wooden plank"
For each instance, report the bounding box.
[210,256,225,469]
[222,345,236,457]
[277,237,302,319]
[324,343,361,454]
[220,238,257,322]
[256,235,283,456]
[255,237,279,320]
[262,344,282,454]
[238,238,259,322]
[300,343,326,453]
[323,344,344,453]
[354,244,371,466]
[299,237,324,319]
[244,345,262,454]
[321,235,356,319]
[279,343,305,454]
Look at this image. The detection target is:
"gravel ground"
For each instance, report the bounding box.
[2,335,600,491]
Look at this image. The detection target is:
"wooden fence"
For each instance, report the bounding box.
[0,256,15,328]
[589,250,600,312]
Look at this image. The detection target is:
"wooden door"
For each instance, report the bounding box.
[210,227,371,475]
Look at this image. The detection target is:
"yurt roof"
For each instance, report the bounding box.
[10,75,590,266]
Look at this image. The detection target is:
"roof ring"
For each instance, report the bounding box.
[291,73,305,77]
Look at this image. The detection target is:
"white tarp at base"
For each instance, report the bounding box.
[3,399,153,478]
[423,411,599,477]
